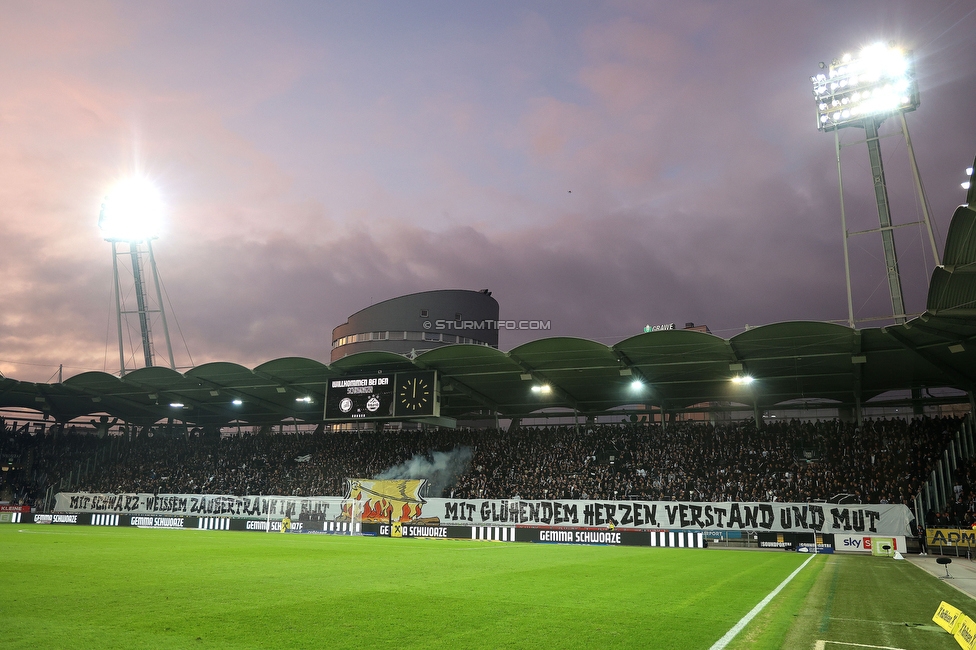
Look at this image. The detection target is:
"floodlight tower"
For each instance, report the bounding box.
[811,43,941,327]
[98,177,176,376]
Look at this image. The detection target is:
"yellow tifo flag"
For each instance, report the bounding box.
[345,478,427,524]
[391,521,403,538]
[933,600,963,634]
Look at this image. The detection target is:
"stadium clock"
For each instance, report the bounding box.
[395,371,437,416]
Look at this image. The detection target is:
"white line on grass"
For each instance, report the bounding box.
[814,641,905,650]
[827,616,928,627]
[709,553,817,650]
[16,528,100,535]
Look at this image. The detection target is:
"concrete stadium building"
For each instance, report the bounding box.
[330,289,499,362]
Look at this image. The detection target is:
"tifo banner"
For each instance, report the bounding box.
[55,492,347,520]
[53,492,914,536]
[427,499,914,537]
[345,478,438,525]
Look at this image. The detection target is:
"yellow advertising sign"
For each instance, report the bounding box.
[928,528,976,548]
[955,615,976,650]
[933,600,963,634]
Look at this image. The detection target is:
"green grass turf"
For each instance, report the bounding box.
[727,553,972,650]
[1,526,968,649]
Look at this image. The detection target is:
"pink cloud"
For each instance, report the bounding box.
[0,1,972,387]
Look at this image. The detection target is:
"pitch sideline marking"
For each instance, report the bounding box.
[709,553,817,650]
[16,528,101,535]
[814,641,905,650]
[827,616,939,629]
[819,552,841,632]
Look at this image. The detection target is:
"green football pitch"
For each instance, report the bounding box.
[0,525,969,649]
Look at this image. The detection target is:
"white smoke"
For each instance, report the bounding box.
[375,447,474,497]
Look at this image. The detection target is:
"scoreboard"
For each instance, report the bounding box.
[325,371,438,420]
[324,375,394,419]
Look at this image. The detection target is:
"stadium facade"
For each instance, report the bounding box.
[330,289,499,362]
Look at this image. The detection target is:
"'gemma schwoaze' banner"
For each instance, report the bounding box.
[54,492,914,537]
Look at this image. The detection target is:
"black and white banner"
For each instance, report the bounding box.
[428,499,914,537]
[52,493,914,537]
[55,492,346,519]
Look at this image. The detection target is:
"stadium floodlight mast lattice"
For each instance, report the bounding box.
[98,176,176,376]
[812,42,941,328]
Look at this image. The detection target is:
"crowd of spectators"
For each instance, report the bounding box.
[449,416,957,505]
[0,414,966,514]
[930,456,976,528]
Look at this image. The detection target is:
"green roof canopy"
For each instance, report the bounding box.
[2,314,974,426]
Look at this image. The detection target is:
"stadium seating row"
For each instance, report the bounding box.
[0,416,964,521]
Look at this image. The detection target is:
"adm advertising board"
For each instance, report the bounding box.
[325,371,438,420]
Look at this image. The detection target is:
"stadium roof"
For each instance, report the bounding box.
[2,189,975,427]
[1,314,973,427]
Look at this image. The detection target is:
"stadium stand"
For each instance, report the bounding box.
[0,416,963,519]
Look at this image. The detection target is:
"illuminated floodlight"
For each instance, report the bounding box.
[630,380,644,392]
[98,176,164,242]
[964,167,974,191]
[731,375,754,385]
[811,43,918,131]
[531,384,551,394]
[296,396,313,403]
[232,399,243,406]
[169,402,184,408]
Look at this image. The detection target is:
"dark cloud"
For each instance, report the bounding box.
[0,1,974,383]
